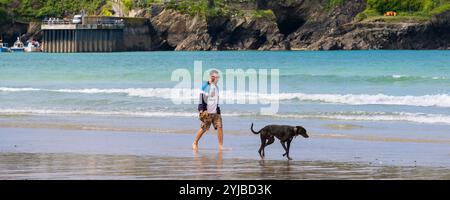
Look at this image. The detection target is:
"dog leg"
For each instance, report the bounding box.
[283,138,292,157]
[280,141,290,160]
[286,139,292,160]
[266,136,274,146]
[259,137,275,158]
[258,144,265,158]
[258,135,267,159]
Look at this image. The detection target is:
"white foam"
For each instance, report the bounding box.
[0,109,243,118]
[277,93,450,107]
[1,109,450,125]
[54,88,182,99]
[271,112,450,124]
[0,87,41,92]
[0,109,194,117]
[2,87,450,107]
[392,74,404,79]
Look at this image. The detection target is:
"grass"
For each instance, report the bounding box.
[2,0,450,24]
[251,9,276,21]
[165,0,276,21]
[325,0,344,10]
[356,0,450,23]
[0,0,106,21]
[166,0,231,17]
[361,15,432,23]
[100,1,114,16]
[430,2,450,15]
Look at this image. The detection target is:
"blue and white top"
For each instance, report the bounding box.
[198,81,221,114]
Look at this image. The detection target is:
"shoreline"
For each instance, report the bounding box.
[1,50,450,179]
[1,127,450,177]
[1,152,449,180]
[1,121,450,145]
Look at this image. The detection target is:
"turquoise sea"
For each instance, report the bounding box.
[1,51,450,122]
[1,51,450,171]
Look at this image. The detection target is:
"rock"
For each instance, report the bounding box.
[4,0,449,51]
[283,0,366,49]
[150,9,287,50]
[0,22,29,44]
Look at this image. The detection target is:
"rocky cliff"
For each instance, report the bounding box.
[148,9,287,50]
[3,0,450,50]
[145,0,450,50]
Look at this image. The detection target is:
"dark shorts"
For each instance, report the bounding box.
[200,113,223,131]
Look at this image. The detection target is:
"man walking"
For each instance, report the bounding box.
[192,70,223,151]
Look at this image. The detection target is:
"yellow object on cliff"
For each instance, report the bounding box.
[384,11,398,16]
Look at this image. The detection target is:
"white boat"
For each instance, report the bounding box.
[0,40,10,52]
[25,39,41,52]
[10,37,25,52]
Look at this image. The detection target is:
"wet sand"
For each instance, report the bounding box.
[1,127,450,179]
[1,152,449,180]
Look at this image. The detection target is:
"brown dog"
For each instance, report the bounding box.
[251,123,309,160]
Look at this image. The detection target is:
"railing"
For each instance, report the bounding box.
[42,19,73,25]
[42,18,126,25]
[95,19,125,25]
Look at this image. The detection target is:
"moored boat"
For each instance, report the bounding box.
[0,40,10,52]
[25,39,41,52]
[10,37,25,52]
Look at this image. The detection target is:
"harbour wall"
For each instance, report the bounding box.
[41,17,152,53]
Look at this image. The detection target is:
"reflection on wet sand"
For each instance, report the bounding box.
[1,153,449,180]
[193,150,223,179]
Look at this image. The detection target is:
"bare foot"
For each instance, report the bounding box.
[219,145,233,151]
[192,142,198,151]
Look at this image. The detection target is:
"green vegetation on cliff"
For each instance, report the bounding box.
[166,0,232,17]
[164,0,276,20]
[0,0,105,22]
[357,0,450,21]
[1,0,450,24]
[326,0,344,10]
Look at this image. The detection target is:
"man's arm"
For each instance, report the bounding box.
[198,93,207,112]
[198,82,210,112]
[198,82,209,112]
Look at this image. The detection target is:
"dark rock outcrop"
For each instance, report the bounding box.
[308,11,450,50]
[267,0,449,50]
[276,0,367,49]
[3,0,449,50]
[146,0,450,50]
[149,9,287,50]
[0,22,29,44]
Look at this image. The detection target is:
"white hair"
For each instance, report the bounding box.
[209,69,219,76]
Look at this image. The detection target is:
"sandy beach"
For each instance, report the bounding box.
[1,51,450,179]
[1,127,449,180]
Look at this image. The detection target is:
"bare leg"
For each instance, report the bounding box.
[217,127,223,150]
[193,128,206,150]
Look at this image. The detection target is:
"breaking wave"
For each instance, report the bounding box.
[2,87,450,108]
[1,109,450,125]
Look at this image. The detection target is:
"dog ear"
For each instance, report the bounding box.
[295,126,302,134]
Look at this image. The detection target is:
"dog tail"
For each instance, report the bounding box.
[251,123,262,134]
